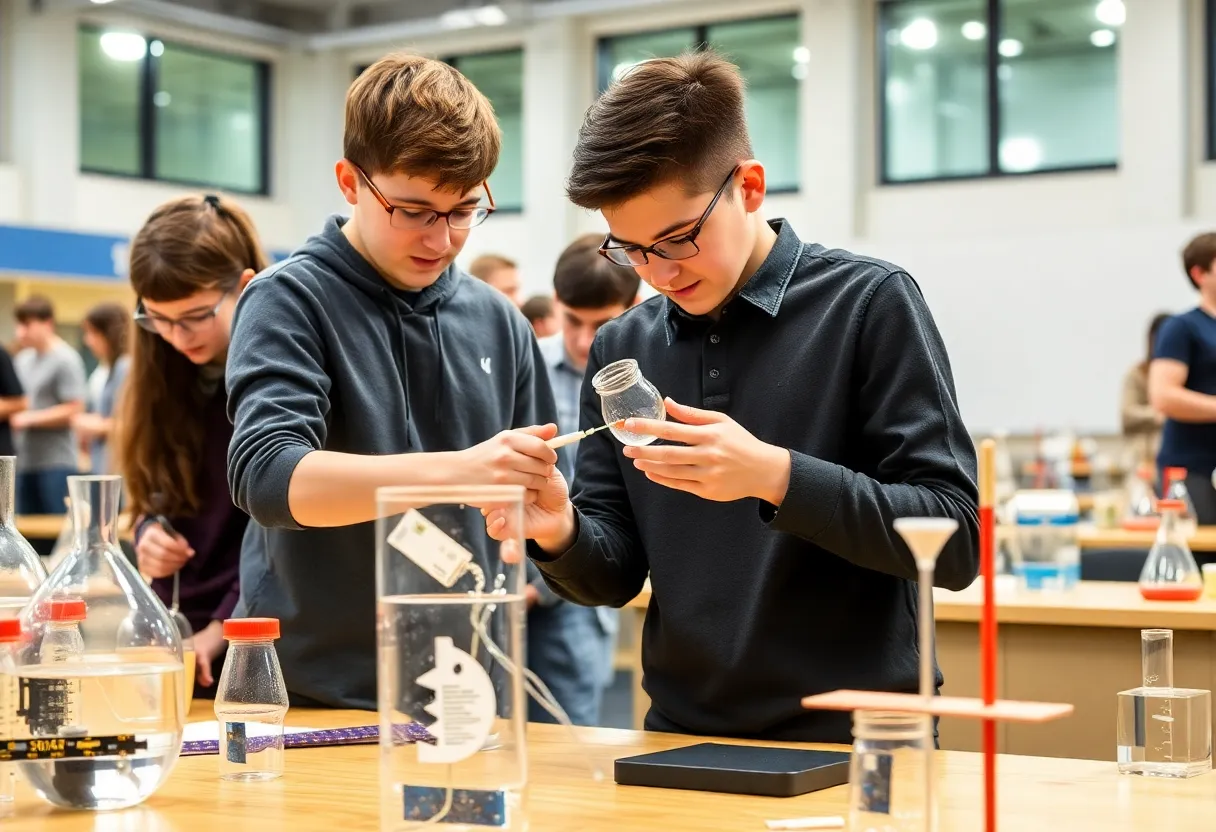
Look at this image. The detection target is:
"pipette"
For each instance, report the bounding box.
[545,421,624,449]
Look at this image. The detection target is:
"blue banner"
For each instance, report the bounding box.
[0,224,292,282]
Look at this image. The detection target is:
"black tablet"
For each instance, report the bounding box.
[614,742,851,798]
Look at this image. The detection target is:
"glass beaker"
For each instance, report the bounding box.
[1163,468,1198,537]
[847,711,934,832]
[0,457,48,616]
[12,475,185,811]
[214,618,288,782]
[1139,500,1203,601]
[591,359,666,446]
[1117,628,1212,778]
[377,485,527,832]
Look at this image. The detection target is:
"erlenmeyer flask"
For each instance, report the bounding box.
[591,359,665,446]
[1163,468,1199,537]
[1139,499,1203,602]
[0,456,47,615]
[1123,463,1159,530]
[13,475,184,811]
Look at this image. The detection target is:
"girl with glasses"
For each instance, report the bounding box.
[114,193,262,700]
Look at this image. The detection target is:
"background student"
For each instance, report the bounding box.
[73,302,131,475]
[116,193,260,696]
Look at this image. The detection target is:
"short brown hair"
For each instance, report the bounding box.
[567,49,752,210]
[521,295,554,324]
[554,233,640,309]
[345,53,501,192]
[1182,233,1216,288]
[15,295,54,324]
[468,253,516,282]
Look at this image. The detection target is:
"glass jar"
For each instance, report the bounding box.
[13,475,185,811]
[590,359,665,447]
[0,456,47,615]
[214,617,288,781]
[377,485,528,831]
[847,711,934,832]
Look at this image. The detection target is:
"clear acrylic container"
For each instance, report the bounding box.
[1117,628,1212,778]
[0,457,48,616]
[0,617,22,811]
[377,485,527,831]
[1009,490,1080,591]
[591,359,665,446]
[214,617,288,782]
[11,475,185,811]
[847,711,934,832]
[1139,500,1203,601]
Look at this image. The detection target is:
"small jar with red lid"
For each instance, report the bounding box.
[214,618,289,781]
[0,617,21,809]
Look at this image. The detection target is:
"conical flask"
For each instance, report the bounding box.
[1139,499,1203,602]
[1163,468,1199,537]
[13,475,185,811]
[0,456,48,614]
[1122,463,1159,531]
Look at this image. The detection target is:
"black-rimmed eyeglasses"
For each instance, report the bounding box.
[598,166,738,267]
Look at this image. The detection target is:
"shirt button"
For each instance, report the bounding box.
[709,368,721,379]
[709,334,721,344]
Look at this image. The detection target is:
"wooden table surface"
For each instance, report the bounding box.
[6,705,1216,831]
[14,514,135,542]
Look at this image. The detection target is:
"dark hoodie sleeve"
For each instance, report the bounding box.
[508,318,564,607]
[227,274,330,530]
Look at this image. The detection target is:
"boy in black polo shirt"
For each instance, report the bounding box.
[489,51,979,743]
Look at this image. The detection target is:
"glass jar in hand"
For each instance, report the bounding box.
[591,359,665,447]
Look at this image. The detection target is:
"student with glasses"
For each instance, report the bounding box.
[114,193,260,700]
[487,51,979,744]
[224,53,560,709]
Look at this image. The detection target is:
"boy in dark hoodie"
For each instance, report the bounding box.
[225,53,560,709]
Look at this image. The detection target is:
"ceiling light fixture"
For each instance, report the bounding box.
[961,21,986,41]
[1090,29,1116,47]
[1095,0,1126,27]
[900,18,938,51]
[998,38,1023,58]
[99,31,147,62]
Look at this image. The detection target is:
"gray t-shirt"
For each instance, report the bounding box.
[14,340,87,471]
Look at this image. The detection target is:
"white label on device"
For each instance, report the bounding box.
[388,509,473,588]
[416,636,495,764]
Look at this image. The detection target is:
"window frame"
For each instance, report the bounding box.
[594,13,802,195]
[441,48,526,214]
[78,25,272,196]
[877,0,1119,186]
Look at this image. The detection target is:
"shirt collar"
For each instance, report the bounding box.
[662,218,804,345]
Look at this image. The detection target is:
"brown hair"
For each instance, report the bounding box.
[567,50,753,210]
[520,295,554,324]
[14,295,55,324]
[1144,312,1172,367]
[1182,233,1216,288]
[115,194,268,518]
[344,52,500,192]
[83,302,130,363]
[553,233,640,309]
[468,253,516,282]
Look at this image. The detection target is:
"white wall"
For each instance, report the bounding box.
[2,0,1212,435]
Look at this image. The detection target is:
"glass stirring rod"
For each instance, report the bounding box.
[545,420,625,450]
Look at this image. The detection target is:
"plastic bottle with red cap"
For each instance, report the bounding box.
[1140,500,1204,601]
[214,617,289,781]
[0,617,21,810]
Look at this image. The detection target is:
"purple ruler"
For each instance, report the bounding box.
[180,723,436,757]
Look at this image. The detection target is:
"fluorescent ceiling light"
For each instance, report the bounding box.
[90,0,118,4]
[99,31,147,62]
[1095,0,1125,27]
[1000,136,1042,173]
[900,18,938,51]
[998,38,1023,58]
[1090,29,1116,47]
[440,4,506,29]
[961,21,986,41]
[792,46,810,64]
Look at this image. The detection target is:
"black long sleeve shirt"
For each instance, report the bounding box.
[529,219,979,743]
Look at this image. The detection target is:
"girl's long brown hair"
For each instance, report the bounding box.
[83,302,130,364]
[115,194,268,518]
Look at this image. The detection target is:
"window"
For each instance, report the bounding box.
[879,0,1120,183]
[448,50,524,212]
[79,27,270,194]
[596,15,802,193]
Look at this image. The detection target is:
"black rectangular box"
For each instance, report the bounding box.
[614,742,851,798]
